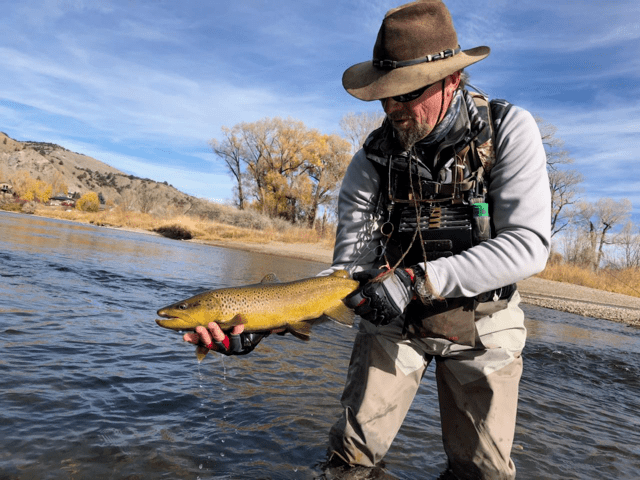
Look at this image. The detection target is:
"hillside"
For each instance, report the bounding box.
[0,131,218,218]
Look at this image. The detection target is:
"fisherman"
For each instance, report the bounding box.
[187,1,550,478]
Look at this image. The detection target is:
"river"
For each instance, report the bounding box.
[1,212,639,479]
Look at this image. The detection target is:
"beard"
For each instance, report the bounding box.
[389,115,434,150]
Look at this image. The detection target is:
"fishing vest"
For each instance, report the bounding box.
[364,89,512,268]
[363,89,514,345]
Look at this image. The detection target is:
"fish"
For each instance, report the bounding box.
[156,269,359,344]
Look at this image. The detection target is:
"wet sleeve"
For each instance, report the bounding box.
[423,106,551,298]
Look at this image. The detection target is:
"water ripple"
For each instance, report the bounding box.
[2,213,640,479]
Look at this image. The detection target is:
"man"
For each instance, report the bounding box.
[188,1,550,478]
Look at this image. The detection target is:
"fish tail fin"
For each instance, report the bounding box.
[323,303,355,327]
[195,345,209,363]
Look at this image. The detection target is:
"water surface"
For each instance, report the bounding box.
[1,212,639,479]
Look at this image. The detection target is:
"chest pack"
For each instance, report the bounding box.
[364,89,512,268]
[362,89,514,346]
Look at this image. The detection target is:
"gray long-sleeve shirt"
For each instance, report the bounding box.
[326,104,551,298]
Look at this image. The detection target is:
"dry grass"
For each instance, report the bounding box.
[537,263,640,299]
[32,205,336,250]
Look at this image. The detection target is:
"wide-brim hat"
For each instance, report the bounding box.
[343,0,490,101]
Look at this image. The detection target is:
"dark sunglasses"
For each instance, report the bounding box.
[391,83,435,103]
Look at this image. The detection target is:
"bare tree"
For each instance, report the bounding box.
[339,111,385,154]
[138,182,160,214]
[574,198,632,270]
[119,189,137,212]
[614,221,640,268]
[210,127,246,210]
[535,116,583,237]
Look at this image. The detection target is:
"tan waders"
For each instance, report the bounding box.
[329,292,526,479]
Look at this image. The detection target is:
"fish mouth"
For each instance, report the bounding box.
[155,317,195,331]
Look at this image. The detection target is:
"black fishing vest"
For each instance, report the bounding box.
[364,89,512,269]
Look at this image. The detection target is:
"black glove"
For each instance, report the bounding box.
[345,268,414,326]
[212,332,269,356]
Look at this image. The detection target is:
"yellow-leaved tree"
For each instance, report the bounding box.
[76,192,100,212]
[210,117,351,226]
[10,171,53,202]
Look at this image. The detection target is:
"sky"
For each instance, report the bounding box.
[1,0,639,222]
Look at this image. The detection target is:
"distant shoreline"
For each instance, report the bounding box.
[6,210,640,327]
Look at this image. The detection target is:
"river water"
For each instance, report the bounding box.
[1,212,639,479]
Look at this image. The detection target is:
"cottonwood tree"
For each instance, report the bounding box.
[573,198,632,270]
[209,127,246,210]
[613,221,640,268]
[339,111,385,154]
[304,131,352,227]
[51,171,68,197]
[242,117,314,221]
[211,117,351,226]
[535,116,583,237]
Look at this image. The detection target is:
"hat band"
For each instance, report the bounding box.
[373,47,461,70]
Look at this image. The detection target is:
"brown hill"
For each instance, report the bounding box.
[0,131,218,217]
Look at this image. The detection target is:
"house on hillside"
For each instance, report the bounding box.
[0,182,12,194]
[48,195,75,207]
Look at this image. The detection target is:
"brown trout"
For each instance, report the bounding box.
[156,270,358,341]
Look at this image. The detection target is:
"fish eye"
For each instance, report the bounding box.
[178,303,188,310]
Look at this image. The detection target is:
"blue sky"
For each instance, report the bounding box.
[1,0,639,221]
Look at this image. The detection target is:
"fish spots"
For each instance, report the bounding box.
[155,271,359,333]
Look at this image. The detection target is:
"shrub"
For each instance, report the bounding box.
[76,192,100,212]
[154,224,193,240]
[0,202,24,212]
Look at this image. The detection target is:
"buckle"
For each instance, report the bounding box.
[373,59,398,70]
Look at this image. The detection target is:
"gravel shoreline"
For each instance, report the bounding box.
[517,276,640,327]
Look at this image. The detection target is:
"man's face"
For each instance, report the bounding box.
[381,72,461,149]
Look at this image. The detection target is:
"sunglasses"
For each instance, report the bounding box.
[391,83,435,103]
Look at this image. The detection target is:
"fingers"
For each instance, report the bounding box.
[229,324,245,335]
[182,331,201,344]
[182,322,246,349]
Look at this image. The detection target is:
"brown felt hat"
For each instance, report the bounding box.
[342,0,490,101]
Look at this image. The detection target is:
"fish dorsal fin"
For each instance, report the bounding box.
[287,321,312,341]
[260,273,281,284]
[323,302,355,327]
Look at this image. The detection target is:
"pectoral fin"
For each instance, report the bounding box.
[260,273,281,284]
[287,321,313,341]
[323,302,355,327]
[217,313,248,329]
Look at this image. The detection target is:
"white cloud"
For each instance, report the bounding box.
[1,0,639,217]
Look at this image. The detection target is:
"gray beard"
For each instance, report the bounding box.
[394,122,433,150]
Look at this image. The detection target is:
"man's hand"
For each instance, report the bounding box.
[183,323,268,356]
[344,268,414,326]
